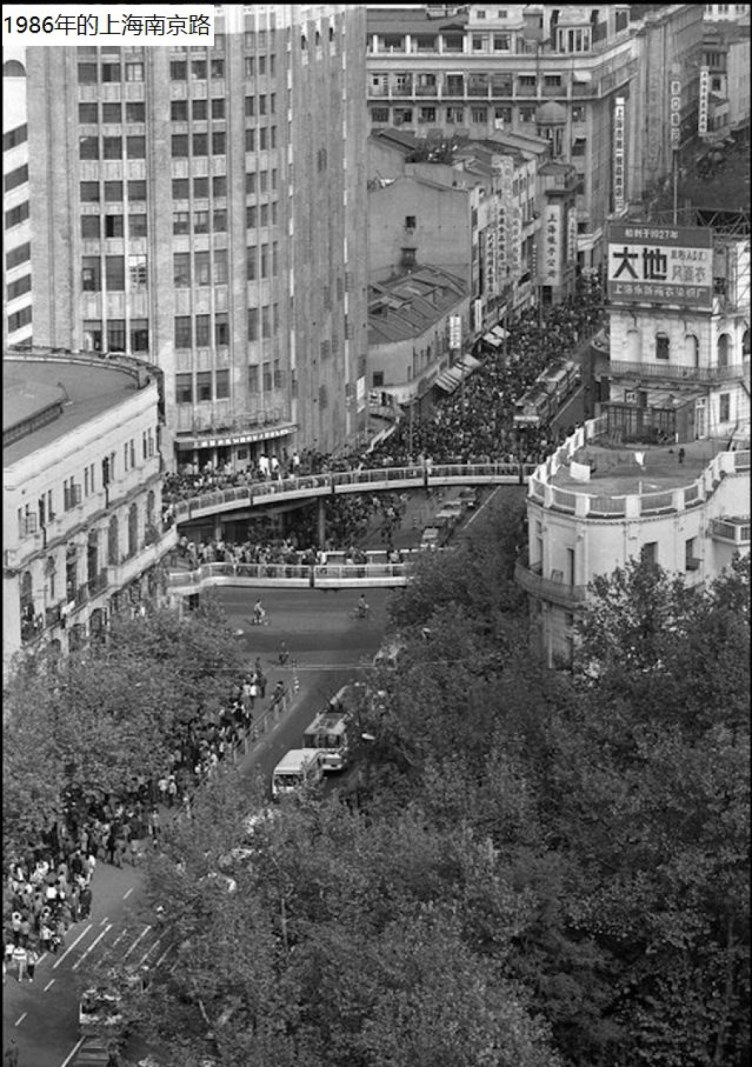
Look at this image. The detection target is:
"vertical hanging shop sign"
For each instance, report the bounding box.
[698,66,710,136]
[613,97,626,213]
[669,75,682,149]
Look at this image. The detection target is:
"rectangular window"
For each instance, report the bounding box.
[170,60,187,80]
[105,215,124,238]
[7,241,31,269]
[212,98,226,119]
[128,179,146,201]
[80,181,100,203]
[79,102,98,123]
[171,100,188,121]
[128,254,147,290]
[172,178,190,199]
[174,252,191,287]
[193,176,209,198]
[471,107,487,123]
[126,102,145,123]
[78,63,98,84]
[248,364,259,393]
[245,96,255,117]
[260,243,269,278]
[246,172,257,195]
[641,542,658,565]
[105,255,125,290]
[173,211,190,235]
[79,136,99,160]
[195,250,211,286]
[126,136,145,158]
[245,128,255,152]
[191,59,207,80]
[196,370,212,401]
[211,59,224,79]
[101,61,121,83]
[172,134,189,157]
[246,205,257,229]
[107,319,126,351]
[655,333,670,360]
[248,307,259,341]
[215,369,230,398]
[685,538,698,571]
[419,107,436,123]
[192,133,208,156]
[175,373,193,403]
[6,274,31,302]
[195,314,211,347]
[125,61,144,83]
[215,313,228,346]
[131,319,148,352]
[214,249,228,285]
[259,203,269,227]
[212,131,226,155]
[213,175,227,197]
[247,245,257,280]
[263,362,272,392]
[84,320,102,351]
[7,305,32,332]
[105,181,123,202]
[719,393,731,422]
[102,102,122,123]
[213,210,227,233]
[129,213,147,236]
[261,306,272,339]
[175,316,192,348]
[194,210,209,234]
[3,124,27,152]
[192,98,208,121]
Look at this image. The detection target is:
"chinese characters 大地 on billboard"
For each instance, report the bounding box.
[607,224,713,310]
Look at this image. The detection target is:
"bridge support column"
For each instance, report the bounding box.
[214,518,223,542]
[317,497,326,547]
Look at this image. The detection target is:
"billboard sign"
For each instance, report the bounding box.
[698,66,710,136]
[607,224,713,309]
[669,76,682,149]
[543,203,562,288]
[448,315,462,350]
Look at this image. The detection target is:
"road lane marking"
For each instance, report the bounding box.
[123,887,134,900]
[466,486,500,527]
[37,952,48,966]
[15,1012,27,1026]
[155,943,172,968]
[53,924,93,969]
[112,929,128,948]
[137,935,163,969]
[72,923,113,971]
[122,925,151,961]
[60,1038,84,1067]
[43,978,55,992]
[100,916,110,925]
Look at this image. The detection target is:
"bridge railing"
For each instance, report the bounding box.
[169,462,537,522]
[166,559,414,592]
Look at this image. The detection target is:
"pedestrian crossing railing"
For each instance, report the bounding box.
[170,462,535,522]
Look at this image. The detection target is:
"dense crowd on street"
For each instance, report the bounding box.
[161,278,604,530]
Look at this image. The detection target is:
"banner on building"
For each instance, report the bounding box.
[607,224,713,309]
[567,206,578,265]
[669,75,682,149]
[698,66,710,136]
[543,203,562,288]
[613,97,626,213]
[448,315,462,350]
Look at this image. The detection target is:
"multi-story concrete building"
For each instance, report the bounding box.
[518,224,750,665]
[3,349,176,673]
[704,4,750,24]
[22,5,368,471]
[367,265,470,402]
[366,4,705,270]
[699,21,751,140]
[3,45,32,348]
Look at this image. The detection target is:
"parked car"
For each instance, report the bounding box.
[458,487,479,509]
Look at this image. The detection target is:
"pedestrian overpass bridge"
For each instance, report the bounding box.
[170,461,536,524]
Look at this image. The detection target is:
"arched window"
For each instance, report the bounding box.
[655,332,670,360]
[3,60,26,77]
[743,328,750,357]
[717,333,730,367]
[128,504,138,558]
[684,334,699,367]
[625,329,640,362]
[108,516,119,565]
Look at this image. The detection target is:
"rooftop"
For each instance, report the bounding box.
[369,265,467,345]
[367,7,469,35]
[550,438,730,497]
[3,353,145,467]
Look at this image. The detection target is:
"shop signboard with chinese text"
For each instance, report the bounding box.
[607,225,713,309]
[448,315,462,350]
[544,203,562,288]
[698,67,709,136]
[670,75,682,149]
[613,97,626,213]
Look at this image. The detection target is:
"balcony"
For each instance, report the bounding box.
[709,518,751,545]
[606,361,747,384]
[444,83,465,97]
[516,83,538,97]
[515,560,588,609]
[415,82,437,96]
[467,79,490,97]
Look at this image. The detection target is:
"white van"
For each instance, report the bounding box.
[271,749,324,800]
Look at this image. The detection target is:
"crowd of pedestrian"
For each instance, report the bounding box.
[161,278,604,525]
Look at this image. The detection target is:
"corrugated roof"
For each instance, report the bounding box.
[369,266,468,345]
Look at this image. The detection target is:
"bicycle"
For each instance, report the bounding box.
[349,605,370,621]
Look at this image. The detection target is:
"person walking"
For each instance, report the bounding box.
[26,946,38,983]
[12,944,27,983]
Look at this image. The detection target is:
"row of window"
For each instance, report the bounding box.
[173,251,229,287]
[175,370,230,404]
[169,58,226,81]
[7,273,31,302]
[84,319,148,353]
[7,304,31,333]
[6,241,30,270]
[78,60,145,83]
[373,104,551,126]
[173,209,227,235]
[172,176,228,199]
[3,123,27,151]
[247,363,285,395]
[4,163,28,194]
[81,214,147,239]
[79,135,146,159]
[82,255,147,292]
[80,180,146,202]
[171,132,227,157]
[170,98,226,121]
[79,101,145,124]
[174,313,230,349]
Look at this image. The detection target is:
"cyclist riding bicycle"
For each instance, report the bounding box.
[253,599,266,625]
[356,595,369,619]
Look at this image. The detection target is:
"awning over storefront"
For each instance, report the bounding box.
[175,422,298,450]
[482,332,503,348]
[491,325,509,341]
[434,354,481,395]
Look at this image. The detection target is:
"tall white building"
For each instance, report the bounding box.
[3,45,32,347]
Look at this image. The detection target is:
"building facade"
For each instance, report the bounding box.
[21,5,368,471]
[3,45,32,348]
[3,350,176,673]
[366,4,705,269]
[519,226,750,665]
